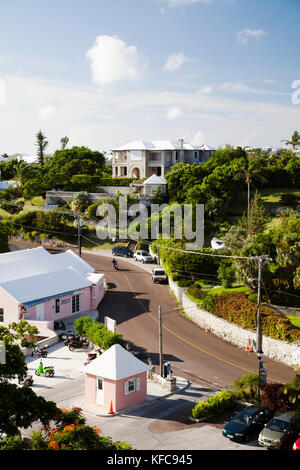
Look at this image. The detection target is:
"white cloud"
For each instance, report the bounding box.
[86,35,144,85]
[167,106,182,119]
[40,104,56,120]
[236,28,267,45]
[164,53,189,72]
[192,130,205,146]
[201,86,212,94]
[220,81,287,96]
[1,74,299,155]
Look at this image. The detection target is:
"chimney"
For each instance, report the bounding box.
[178,138,184,149]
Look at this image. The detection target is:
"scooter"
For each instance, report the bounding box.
[18,375,34,387]
[35,360,55,377]
[31,344,49,358]
[86,348,104,361]
[68,336,89,351]
[112,259,119,270]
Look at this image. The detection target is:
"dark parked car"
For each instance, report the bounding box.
[222,406,273,442]
[112,246,133,258]
[258,411,300,450]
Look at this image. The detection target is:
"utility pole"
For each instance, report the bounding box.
[159,305,163,377]
[77,214,81,258]
[255,255,272,404]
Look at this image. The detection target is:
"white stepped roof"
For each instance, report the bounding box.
[112,140,208,152]
[0,247,95,283]
[143,174,167,185]
[84,343,150,381]
[0,266,91,304]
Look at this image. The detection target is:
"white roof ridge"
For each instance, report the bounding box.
[84,343,150,380]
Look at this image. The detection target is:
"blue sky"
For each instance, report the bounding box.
[0,0,299,155]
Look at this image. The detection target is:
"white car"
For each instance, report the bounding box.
[152,268,168,284]
[134,250,153,263]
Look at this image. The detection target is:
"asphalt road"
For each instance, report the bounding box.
[80,251,295,390]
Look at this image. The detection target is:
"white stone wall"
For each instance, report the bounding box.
[169,278,300,368]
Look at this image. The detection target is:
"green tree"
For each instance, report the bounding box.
[282,130,300,150]
[60,136,69,150]
[12,161,36,186]
[35,130,49,166]
[247,192,269,237]
[0,321,59,437]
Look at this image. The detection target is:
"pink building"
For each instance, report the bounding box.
[84,344,150,413]
[0,247,105,332]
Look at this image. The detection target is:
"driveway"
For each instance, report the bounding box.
[22,342,264,451]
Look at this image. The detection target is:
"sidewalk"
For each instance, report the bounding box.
[57,375,190,417]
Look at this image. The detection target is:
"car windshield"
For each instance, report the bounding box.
[266,419,289,432]
[141,251,149,255]
[232,411,254,426]
[154,271,166,275]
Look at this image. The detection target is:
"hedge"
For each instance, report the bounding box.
[73,316,124,350]
[185,287,300,342]
[99,177,136,187]
[192,390,235,419]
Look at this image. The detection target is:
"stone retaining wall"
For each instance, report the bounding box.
[169,278,300,369]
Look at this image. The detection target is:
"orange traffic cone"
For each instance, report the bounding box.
[108,400,114,415]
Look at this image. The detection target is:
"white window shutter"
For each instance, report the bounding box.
[124,380,128,395]
[136,377,140,391]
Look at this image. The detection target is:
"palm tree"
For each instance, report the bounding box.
[12,161,35,186]
[234,150,267,216]
[282,130,300,150]
[60,136,69,150]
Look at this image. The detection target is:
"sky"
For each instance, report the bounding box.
[0,0,299,156]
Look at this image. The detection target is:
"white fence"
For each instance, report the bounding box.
[169,278,300,369]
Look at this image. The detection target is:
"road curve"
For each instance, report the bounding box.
[81,251,296,389]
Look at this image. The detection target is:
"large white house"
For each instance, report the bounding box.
[111,139,216,179]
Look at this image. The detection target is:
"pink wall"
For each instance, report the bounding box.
[0,279,105,327]
[0,287,20,326]
[85,371,148,413]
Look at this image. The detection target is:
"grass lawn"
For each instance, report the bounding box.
[186,283,251,304]
[259,187,300,210]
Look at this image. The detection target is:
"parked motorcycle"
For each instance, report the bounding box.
[86,348,104,361]
[68,336,90,351]
[35,360,55,377]
[54,320,66,330]
[18,375,34,387]
[31,344,49,358]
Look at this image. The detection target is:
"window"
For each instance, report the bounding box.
[124,377,141,395]
[55,298,60,314]
[194,151,198,159]
[72,294,80,313]
[97,378,103,390]
[0,308,3,322]
[123,167,127,176]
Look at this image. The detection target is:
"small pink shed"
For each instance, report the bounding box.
[84,344,150,413]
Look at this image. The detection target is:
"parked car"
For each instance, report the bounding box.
[222,406,273,442]
[292,433,300,451]
[134,250,153,263]
[112,246,133,258]
[151,268,168,284]
[258,411,300,450]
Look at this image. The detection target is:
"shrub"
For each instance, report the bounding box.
[99,177,136,187]
[74,316,124,350]
[187,285,203,299]
[217,260,236,288]
[192,390,235,419]
[176,278,194,288]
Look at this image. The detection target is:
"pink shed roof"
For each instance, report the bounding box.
[84,343,150,381]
